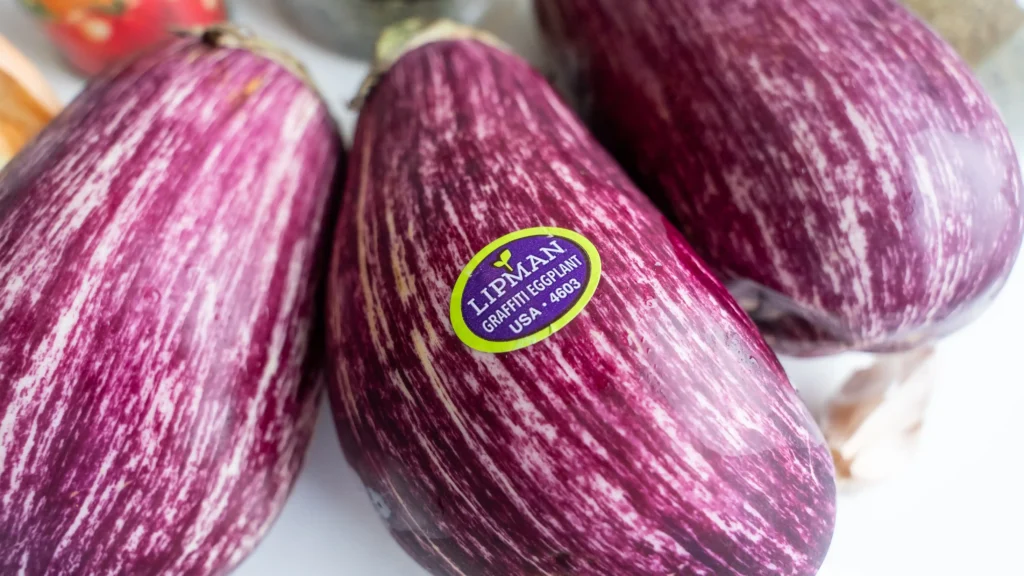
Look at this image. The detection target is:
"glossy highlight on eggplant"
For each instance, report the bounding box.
[327,22,836,576]
[0,30,342,575]
[536,0,1024,356]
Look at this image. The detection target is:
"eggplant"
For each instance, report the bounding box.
[327,21,835,576]
[0,28,341,575]
[536,0,1024,356]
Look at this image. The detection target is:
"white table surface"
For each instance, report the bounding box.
[2,1,1022,575]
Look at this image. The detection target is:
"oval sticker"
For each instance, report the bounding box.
[450,227,601,353]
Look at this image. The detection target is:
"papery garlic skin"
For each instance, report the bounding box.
[822,347,937,485]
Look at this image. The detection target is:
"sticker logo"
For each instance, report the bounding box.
[450,227,601,353]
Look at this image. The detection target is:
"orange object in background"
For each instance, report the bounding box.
[0,34,62,169]
[20,0,228,75]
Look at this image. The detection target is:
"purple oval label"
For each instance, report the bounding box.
[450,228,602,353]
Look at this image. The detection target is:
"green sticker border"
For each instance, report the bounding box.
[449,227,602,354]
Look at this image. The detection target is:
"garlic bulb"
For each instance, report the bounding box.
[821,347,937,486]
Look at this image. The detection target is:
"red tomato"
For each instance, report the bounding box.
[169,0,228,26]
[34,0,227,76]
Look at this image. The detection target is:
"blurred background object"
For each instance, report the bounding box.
[0,34,61,170]
[901,0,1024,66]
[820,347,937,487]
[19,0,229,75]
[277,0,493,59]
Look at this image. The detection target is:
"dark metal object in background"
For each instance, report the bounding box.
[278,0,493,59]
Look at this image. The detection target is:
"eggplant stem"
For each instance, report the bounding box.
[351,18,510,111]
[173,24,318,94]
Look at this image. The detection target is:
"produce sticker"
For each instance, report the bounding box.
[450,227,601,353]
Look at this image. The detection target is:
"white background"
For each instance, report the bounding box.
[2,1,1022,574]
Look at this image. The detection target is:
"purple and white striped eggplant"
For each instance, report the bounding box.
[536,0,1024,356]
[328,21,835,576]
[0,28,342,575]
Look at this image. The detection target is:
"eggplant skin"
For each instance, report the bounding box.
[328,38,835,576]
[536,0,1024,356]
[0,37,342,575]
